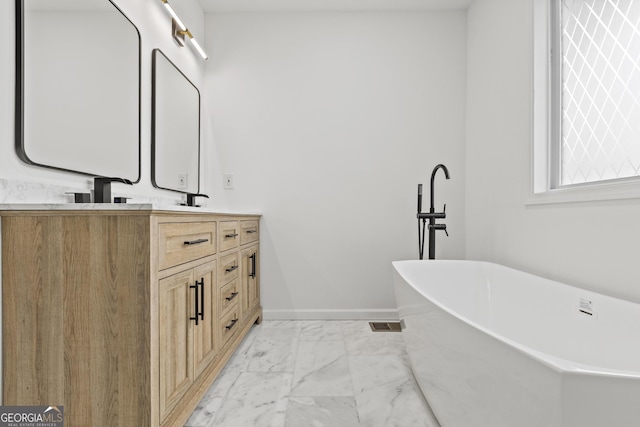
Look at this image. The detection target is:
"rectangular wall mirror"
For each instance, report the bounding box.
[16,0,141,181]
[152,49,201,194]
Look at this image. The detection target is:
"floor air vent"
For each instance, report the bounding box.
[369,321,402,332]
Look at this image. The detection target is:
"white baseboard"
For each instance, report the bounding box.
[262,309,398,321]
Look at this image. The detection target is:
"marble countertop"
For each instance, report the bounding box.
[0,203,262,216]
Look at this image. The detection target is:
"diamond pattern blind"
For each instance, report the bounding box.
[560,0,640,185]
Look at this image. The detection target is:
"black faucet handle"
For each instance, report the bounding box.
[429,223,448,237]
[66,192,91,203]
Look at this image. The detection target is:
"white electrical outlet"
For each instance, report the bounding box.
[178,173,188,189]
[223,174,234,190]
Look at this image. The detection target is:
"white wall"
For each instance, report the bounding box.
[465,0,640,303]
[0,0,210,204]
[205,11,467,318]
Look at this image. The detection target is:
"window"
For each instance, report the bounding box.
[533,0,640,199]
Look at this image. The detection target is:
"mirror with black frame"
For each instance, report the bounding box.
[16,0,141,181]
[151,49,201,194]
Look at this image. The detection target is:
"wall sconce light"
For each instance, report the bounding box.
[161,0,208,60]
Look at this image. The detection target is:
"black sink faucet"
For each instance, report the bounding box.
[183,193,210,207]
[417,164,450,259]
[94,177,133,203]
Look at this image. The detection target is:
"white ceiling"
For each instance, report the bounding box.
[198,0,473,13]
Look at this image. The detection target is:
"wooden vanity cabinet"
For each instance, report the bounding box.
[1,209,261,427]
[241,244,260,320]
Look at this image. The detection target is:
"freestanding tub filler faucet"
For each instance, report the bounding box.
[417,164,450,260]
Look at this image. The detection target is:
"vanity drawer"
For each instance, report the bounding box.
[158,222,216,270]
[220,304,240,344]
[218,221,239,252]
[240,220,259,245]
[219,252,239,284]
[219,278,239,315]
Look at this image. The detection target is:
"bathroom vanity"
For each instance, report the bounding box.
[0,205,261,427]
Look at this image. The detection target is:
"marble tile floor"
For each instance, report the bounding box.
[185,320,440,427]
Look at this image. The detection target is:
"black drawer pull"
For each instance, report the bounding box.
[245,229,257,234]
[225,318,239,330]
[225,291,239,302]
[225,233,239,239]
[184,238,209,246]
[225,265,238,273]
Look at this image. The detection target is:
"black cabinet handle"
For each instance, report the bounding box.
[190,283,199,325]
[198,278,205,321]
[225,265,238,273]
[225,291,239,302]
[225,233,239,239]
[184,238,209,246]
[245,229,257,234]
[225,318,239,330]
[249,253,256,278]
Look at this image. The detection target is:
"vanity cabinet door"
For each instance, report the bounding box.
[193,261,219,377]
[240,244,260,319]
[159,269,195,421]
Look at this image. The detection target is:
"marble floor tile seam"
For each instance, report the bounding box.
[285,394,360,399]
[187,321,440,427]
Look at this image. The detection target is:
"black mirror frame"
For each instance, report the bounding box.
[14,0,143,182]
[151,48,201,194]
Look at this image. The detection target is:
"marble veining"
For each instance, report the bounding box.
[285,397,360,427]
[0,179,261,215]
[290,340,352,397]
[242,328,300,373]
[0,178,179,205]
[185,320,440,427]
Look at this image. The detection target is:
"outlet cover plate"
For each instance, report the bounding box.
[177,173,188,189]
[223,173,234,190]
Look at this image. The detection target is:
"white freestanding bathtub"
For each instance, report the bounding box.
[393,260,640,427]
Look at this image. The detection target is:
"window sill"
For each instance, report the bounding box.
[526,180,640,206]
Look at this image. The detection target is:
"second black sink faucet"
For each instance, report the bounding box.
[417,164,450,260]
